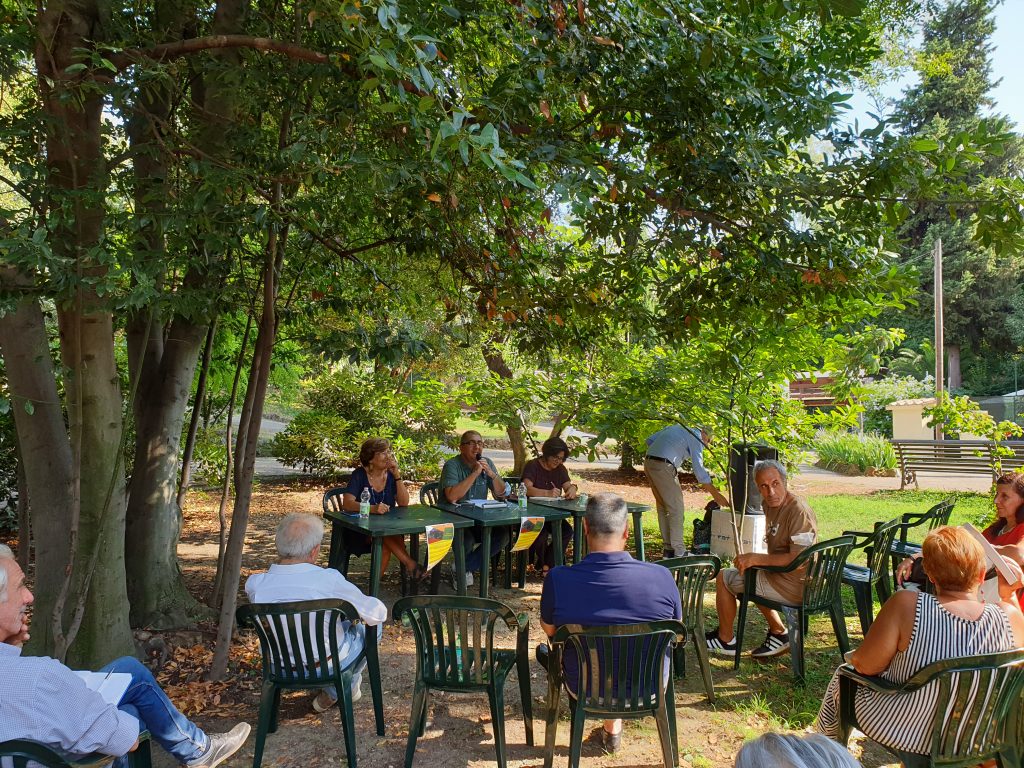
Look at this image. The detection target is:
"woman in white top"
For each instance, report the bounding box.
[817,526,1024,755]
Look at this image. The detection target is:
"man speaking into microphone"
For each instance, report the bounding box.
[441,430,510,587]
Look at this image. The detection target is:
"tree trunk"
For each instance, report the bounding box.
[482,345,528,475]
[124,316,210,628]
[15,434,29,571]
[209,234,281,680]
[55,304,134,667]
[947,344,962,391]
[178,321,217,510]
[0,283,74,656]
[619,442,636,471]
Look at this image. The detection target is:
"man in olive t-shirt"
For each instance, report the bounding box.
[704,459,818,660]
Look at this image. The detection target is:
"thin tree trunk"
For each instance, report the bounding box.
[178,320,217,510]
[210,311,253,607]
[482,344,529,475]
[209,234,281,680]
[14,434,29,571]
[947,344,962,391]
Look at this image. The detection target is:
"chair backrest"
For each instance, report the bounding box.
[0,741,77,768]
[862,519,902,582]
[323,486,347,516]
[394,595,524,689]
[420,481,440,506]
[236,599,361,685]
[912,650,1024,761]
[656,555,721,632]
[900,498,955,544]
[792,535,856,612]
[551,621,686,716]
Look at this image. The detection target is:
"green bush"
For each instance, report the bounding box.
[814,429,897,475]
[858,375,934,437]
[191,426,229,488]
[271,369,458,481]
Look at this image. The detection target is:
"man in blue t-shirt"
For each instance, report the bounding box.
[539,493,682,753]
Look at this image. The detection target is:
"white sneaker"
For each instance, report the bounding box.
[185,724,251,768]
[465,572,474,588]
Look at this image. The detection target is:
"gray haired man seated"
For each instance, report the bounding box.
[244,513,387,712]
[705,459,818,659]
[0,545,250,768]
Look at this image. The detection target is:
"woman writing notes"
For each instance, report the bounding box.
[342,437,425,580]
[522,436,578,576]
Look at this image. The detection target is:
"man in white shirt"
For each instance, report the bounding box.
[244,513,387,713]
[0,545,249,768]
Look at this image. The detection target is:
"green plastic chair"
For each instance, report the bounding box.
[889,498,955,580]
[543,621,686,768]
[835,649,1024,767]
[0,734,151,768]
[419,481,440,506]
[841,518,901,635]
[734,535,855,684]
[236,599,384,768]
[393,595,533,768]
[656,554,721,702]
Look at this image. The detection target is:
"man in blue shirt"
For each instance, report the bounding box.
[539,493,682,753]
[644,425,730,557]
[440,430,510,586]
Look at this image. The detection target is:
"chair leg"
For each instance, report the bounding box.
[488,682,508,768]
[336,673,358,768]
[251,680,277,768]
[516,649,534,746]
[691,628,715,703]
[130,731,153,768]
[367,632,385,737]
[405,683,429,768]
[672,644,686,677]
[831,599,851,658]
[567,701,587,768]
[666,661,679,766]
[782,607,804,684]
[268,687,282,734]
[851,581,874,635]
[655,701,677,768]
[543,676,562,768]
[733,595,750,670]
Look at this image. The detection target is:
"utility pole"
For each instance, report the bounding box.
[934,238,944,440]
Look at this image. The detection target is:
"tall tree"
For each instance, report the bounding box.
[890,0,1024,393]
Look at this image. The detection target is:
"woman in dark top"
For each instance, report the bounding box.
[341,437,424,579]
[523,436,578,575]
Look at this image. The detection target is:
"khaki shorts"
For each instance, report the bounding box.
[721,567,791,604]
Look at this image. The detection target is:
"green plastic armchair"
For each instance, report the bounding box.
[236,599,384,768]
[393,595,533,768]
[835,649,1024,767]
[841,518,901,635]
[734,535,855,684]
[657,554,721,702]
[889,498,955,580]
[543,620,687,768]
[0,734,151,768]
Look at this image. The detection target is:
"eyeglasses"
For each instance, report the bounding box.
[548,454,566,463]
[461,439,484,446]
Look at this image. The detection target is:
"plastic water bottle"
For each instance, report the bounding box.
[359,487,371,519]
[518,482,528,510]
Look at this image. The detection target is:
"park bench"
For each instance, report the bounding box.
[891,439,1024,489]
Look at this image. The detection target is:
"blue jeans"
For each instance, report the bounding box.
[322,623,372,703]
[464,527,511,573]
[100,656,209,768]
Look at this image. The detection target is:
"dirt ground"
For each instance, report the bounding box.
[159,468,911,768]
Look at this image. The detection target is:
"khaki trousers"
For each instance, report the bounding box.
[644,456,686,554]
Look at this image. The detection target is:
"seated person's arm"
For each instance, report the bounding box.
[341,493,360,512]
[37,667,140,757]
[735,548,800,571]
[849,590,915,675]
[394,477,410,507]
[560,479,579,500]
[524,478,555,498]
[540,618,557,638]
[487,463,508,499]
[443,470,479,503]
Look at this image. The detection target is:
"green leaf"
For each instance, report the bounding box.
[910,138,940,152]
[23,400,34,416]
[64,63,88,74]
[699,42,713,69]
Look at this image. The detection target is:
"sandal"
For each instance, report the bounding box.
[410,563,429,581]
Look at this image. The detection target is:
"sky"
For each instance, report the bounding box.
[846,1,1024,130]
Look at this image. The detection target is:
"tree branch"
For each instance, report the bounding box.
[110,35,338,71]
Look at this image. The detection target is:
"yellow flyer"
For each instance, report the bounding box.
[511,517,545,552]
[425,523,454,570]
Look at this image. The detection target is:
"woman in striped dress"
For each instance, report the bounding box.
[817,526,1024,755]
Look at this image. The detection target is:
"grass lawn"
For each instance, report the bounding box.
[454,414,510,439]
